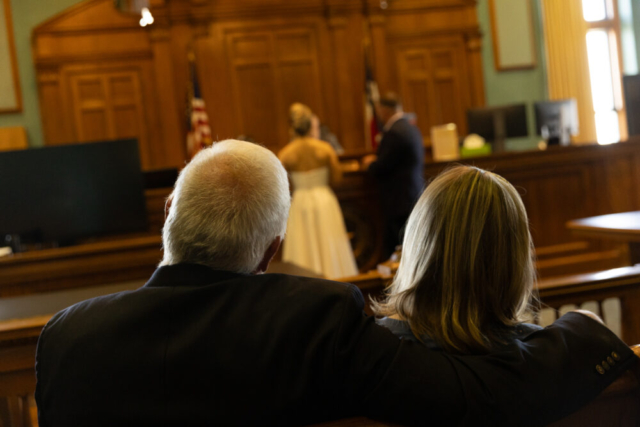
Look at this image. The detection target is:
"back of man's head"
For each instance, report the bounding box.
[161,140,291,274]
[378,92,402,112]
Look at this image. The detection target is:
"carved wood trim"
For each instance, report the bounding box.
[35,51,154,67]
[385,25,482,40]
[365,0,477,13]
[34,0,107,32]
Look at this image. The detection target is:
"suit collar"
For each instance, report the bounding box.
[383,112,405,132]
[144,263,248,288]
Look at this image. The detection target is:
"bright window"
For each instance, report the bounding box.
[582,0,624,144]
[582,0,608,22]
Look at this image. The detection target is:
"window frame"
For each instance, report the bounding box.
[584,0,629,142]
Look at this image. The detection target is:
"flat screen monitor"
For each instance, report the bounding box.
[467,104,529,152]
[534,99,579,146]
[0,139,148,246]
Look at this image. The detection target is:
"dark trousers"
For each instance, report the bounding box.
[382,214,409,261]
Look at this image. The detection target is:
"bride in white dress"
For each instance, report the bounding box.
[278,103,358,279]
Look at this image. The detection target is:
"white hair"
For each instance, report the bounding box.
[160,140,291,274]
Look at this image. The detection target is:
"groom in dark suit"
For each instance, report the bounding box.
[36,140,636,427]
[364,93,425,259]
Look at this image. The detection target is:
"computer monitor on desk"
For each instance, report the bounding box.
[534,99,579,146]
[467,104,528,152]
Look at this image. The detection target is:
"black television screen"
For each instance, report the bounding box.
[0,139,147,245]
[467,104,529,142]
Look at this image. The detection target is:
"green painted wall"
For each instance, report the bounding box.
[0,0,84,147]
[476,0,548,150]
[629,0,640,74]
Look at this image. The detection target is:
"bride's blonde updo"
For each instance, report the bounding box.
[289,103,313,137]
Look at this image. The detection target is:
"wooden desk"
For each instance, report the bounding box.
[0,236,162,298]
[567,212,640,265]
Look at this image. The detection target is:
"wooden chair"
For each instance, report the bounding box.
[309,346,640,427]
[0,316,47,427]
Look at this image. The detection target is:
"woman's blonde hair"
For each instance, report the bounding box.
[289,103,313,137]
[373,166,537,354]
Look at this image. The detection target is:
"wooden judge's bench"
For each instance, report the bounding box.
[2,139,640,298]
[2,140,640,427]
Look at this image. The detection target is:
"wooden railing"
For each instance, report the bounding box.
[537,266,640,345]
[3,140,640,300]
[343,265,640,345]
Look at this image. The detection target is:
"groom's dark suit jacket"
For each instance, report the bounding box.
[35,263,637,427]
[368,117,425,220]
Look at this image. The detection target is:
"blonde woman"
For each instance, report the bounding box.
[278,103,358,279]
[375,165,540,354]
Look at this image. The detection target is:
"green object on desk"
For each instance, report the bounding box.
[460,144,492,158]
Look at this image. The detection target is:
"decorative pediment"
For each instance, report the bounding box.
[365,0,476,13]
[35,0,139,34]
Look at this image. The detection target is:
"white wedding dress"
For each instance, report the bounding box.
[282,167,358,279]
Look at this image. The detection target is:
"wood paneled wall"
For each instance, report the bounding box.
[33,0,484,169]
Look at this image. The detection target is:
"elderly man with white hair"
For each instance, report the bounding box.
[36,140,636,427]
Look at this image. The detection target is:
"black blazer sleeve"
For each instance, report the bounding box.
[368,132,408,179]
[333,285,638,427]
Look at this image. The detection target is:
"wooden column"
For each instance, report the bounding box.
[465,30,486,107]
[368,14,393,95]
[148,25,187,167]
[327,11,367,152]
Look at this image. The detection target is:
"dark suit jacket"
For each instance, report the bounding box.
[36,263,637,426]
[368,117,425,219]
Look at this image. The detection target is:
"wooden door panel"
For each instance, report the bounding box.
[394,38,471,143]
[275,32,314,61]
[398,50,433,138]
[223,23,325,149]
[235,64,280,148]
[434,79,458,125]
[77,78,105,102]
[71,75,110,142]
[431,49,463,129]
[78,110,110,142]
[109,76,137,103]
[229,34,272,62]
[112,106,141,139]
[404,79,433,137]
[66,67,150,168]
[279,63,320,116]
[106,73,146,156]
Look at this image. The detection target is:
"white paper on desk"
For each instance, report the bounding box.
[0,247,12,257]
[431,124,459,161]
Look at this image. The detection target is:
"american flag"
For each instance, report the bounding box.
[186,56,212,160]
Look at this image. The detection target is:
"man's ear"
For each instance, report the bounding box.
[164,194,174,221]
[253,236,282,275]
